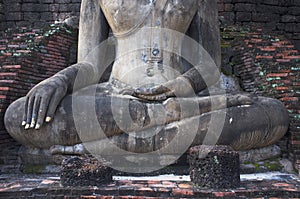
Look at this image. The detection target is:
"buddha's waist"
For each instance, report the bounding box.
[109,61,182,89]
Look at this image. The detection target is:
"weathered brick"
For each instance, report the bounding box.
[5,3,21,12]
[59,4,70,12]
[23,12,40,21]
[281,15,297,23]
[224,3,234,11]
[288,7,300,15]
[49,4,59,12]
[6,12,22,21]
[55,0,71,3]
[220,12,235,24]
[263,0,279,5]
[285,23,300,33]
[234,3,254,12]
[256,5,287,14]
[218,2,224,12]
[252,13,280,22]
[236,12,251,22]
[40,12,53,21]
[22,3,48,12]
[43,0,54,3]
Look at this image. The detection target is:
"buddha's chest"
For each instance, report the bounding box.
[99,0,198,36]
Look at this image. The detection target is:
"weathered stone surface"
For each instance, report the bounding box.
[279,158,294,173]
[188,145,240,189]
[61,155,113,187]
[239,145,281,163]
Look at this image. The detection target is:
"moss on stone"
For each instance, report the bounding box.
[22,164,47,174]
[264,161,283,171]
[243,159,283,172]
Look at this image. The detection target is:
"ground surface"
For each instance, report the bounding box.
[0,172,299,198]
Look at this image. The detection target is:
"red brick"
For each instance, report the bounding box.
[279,69,291,73]
[157,187,171,193]
[137,187,153,191]
[259,47,276,51]
[250,35,260,39]
[292,141,300,145]
[146,180,161,185]
[285,55,300,59]
[7,44,19,48]
[283,45,296,48]
[213,191,236,197]
[272,41,290,47]
[275,86,289,91]
[172,188,194,196]
[256,55,273,59]
[0,72,17,77]
[2,65,21,69]
[267,73,289,77]
[2,52,12,56]
[275,53,285,58]
[149,183,165,188]
[16,50,31,54]
[283,50,298,54]
[280,97,299,101]
[0,87,10,91]
[276,59,291,62]
[177,183,192,189]
[98,197,114,199]
[272,183,291,187]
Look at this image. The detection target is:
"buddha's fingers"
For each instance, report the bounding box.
[22,97,29,126]
[30,96,41,128]
[45,87,67,123]
[35,97,50,130]
[25,96,35,130]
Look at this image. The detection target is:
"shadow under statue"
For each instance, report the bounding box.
[4,0,289,167]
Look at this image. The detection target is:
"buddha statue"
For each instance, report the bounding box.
[4,0,289,170]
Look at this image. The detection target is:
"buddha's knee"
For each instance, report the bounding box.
[225,97,289,150]
[4,97,29,146]
[4,96,81,149]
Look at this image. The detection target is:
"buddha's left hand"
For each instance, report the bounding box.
[134,76,195,101]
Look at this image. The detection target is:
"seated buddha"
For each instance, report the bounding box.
[4,0,289,168]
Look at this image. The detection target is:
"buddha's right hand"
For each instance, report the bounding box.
[22,74,68,130]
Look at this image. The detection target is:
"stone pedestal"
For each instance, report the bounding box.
[188,145,240,189]
[61,155,113,187]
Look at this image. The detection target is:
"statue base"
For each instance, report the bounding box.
[188,145,240,189]
[60,155,113,187]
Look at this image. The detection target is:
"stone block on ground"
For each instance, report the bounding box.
[61,155,113,187]
[188,145,240,189]
[238,145,281,163]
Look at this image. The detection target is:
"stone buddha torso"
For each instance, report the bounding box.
[99,0,198,87]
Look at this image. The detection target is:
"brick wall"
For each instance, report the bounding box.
[0,24,78,168]
[218,0,300,51]
[1,1,299,38]
[221,26,300,170]
[1,0,299,51]
[0,0,4,30]
[0,0,81,31]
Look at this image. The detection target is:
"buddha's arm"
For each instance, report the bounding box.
[23,0,109,130]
